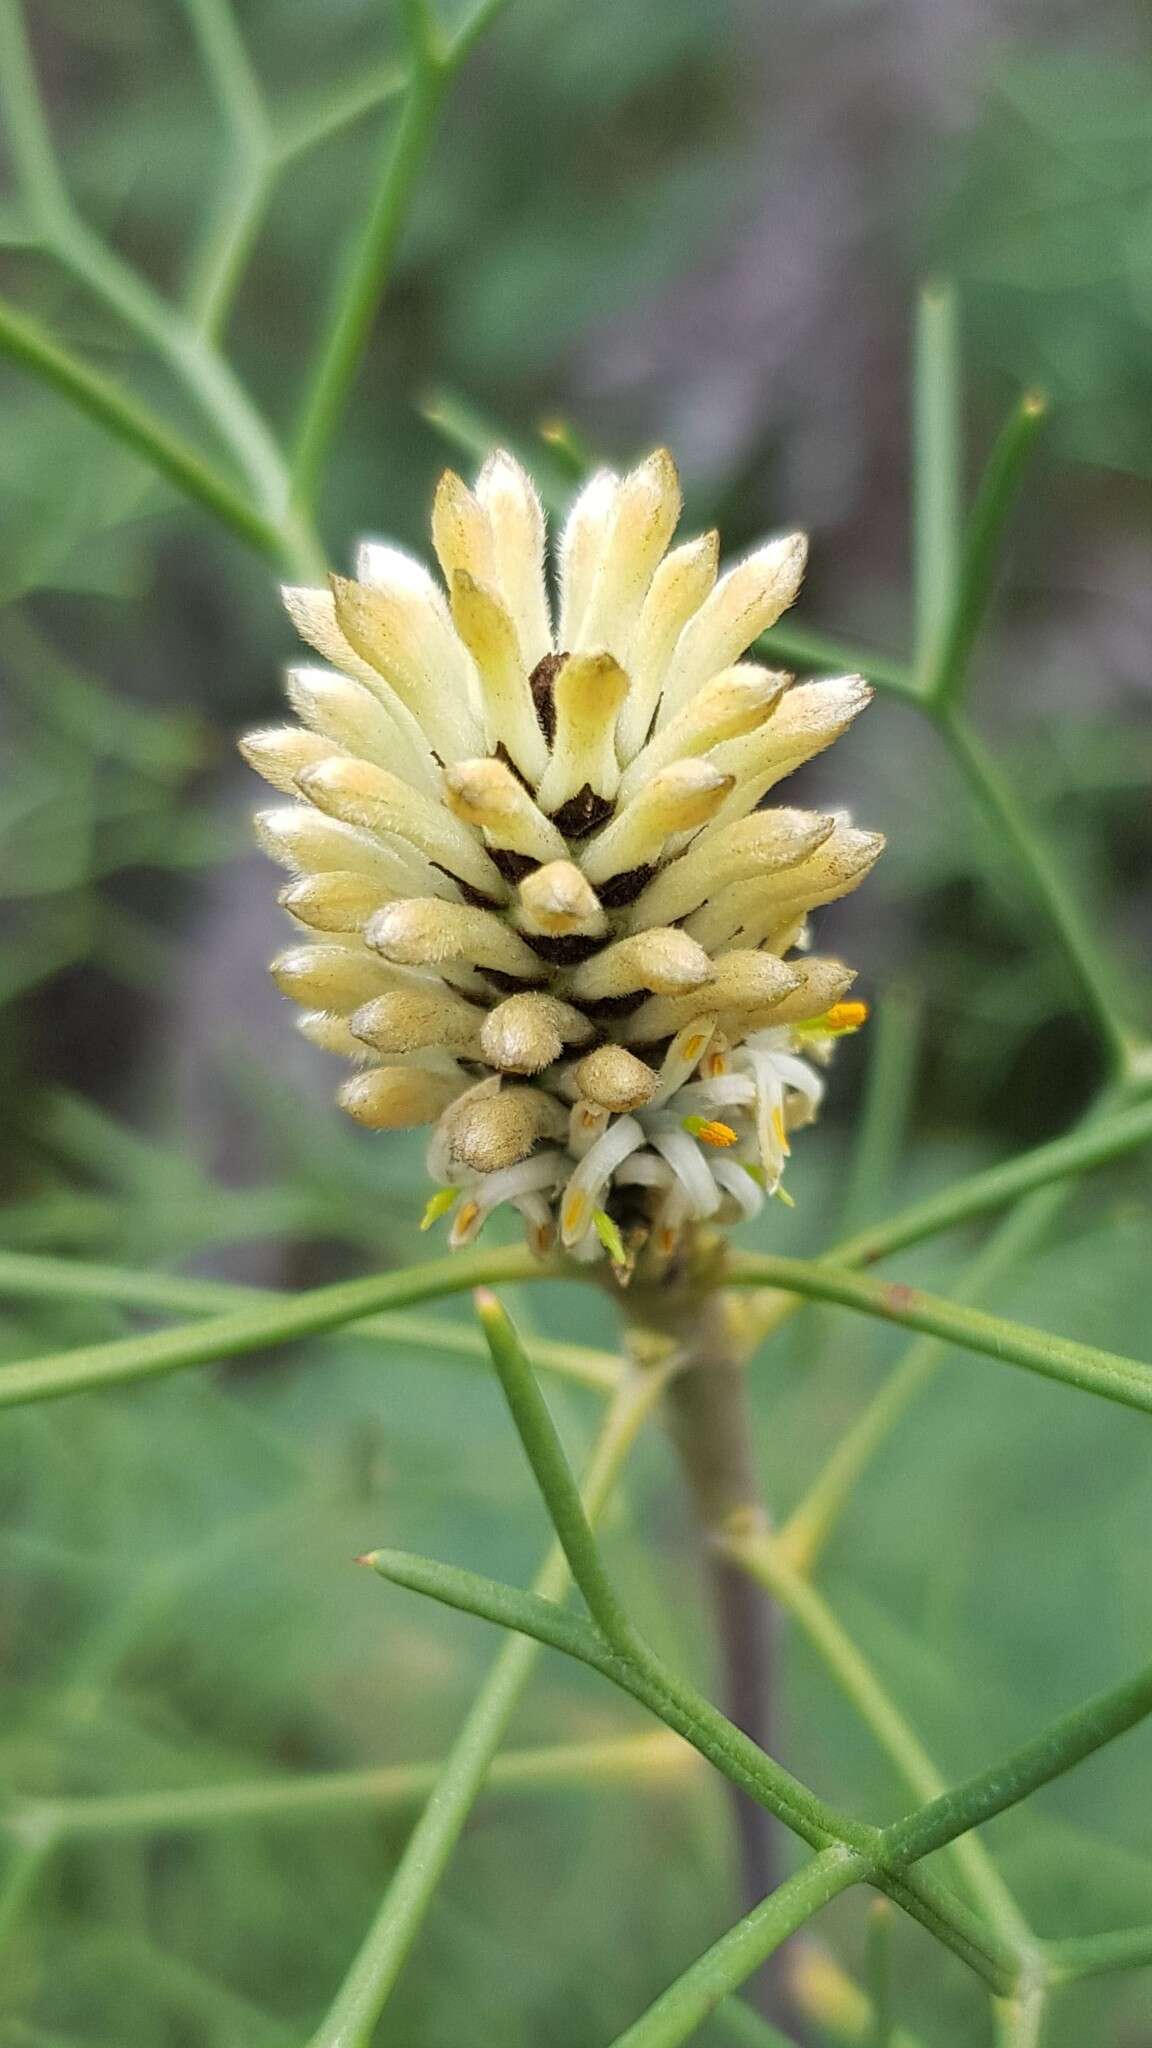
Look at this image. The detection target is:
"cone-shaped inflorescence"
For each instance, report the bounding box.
[243,449,881,1275]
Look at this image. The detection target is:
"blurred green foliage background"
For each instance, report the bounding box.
[1,1,1152,2042]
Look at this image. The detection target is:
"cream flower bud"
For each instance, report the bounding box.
[350,987,485,1058]
[441,1084,567,1173]
[580,759,733,886]
[516,862,606,939]
[298,756,506,901]
[271,942,399,1014]
[629,807,834,931]
[247,445,880,1271]
[625,951,801,1044]
[431,468,497,591]
[240,726,341,795]
[338,1066,462,1129]
[575,446,682,659]
[474,450,552,670]
[449,568,549,785]
[615,530,719,760]
[366,897,541,978]
[557,468,620,648]
[286,665,440,795]
[571,1045,658,1112]
[279,871,392,934]
[480,991,593,1072]
[534,651,629,825]
[442,757,567,866]
[568,928,715,1002]
[616,662,788,806]
[657,533,808,726]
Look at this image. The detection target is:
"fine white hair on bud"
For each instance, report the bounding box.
[244,447,881,1276]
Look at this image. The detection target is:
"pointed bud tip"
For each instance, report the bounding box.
[354,1552,377,1568]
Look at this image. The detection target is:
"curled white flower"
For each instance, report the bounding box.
[244,448,882,1276]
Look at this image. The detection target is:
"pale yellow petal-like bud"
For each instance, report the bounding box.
[625,951,801,1043]
[629,807,834,931]
[616,663,787,806]
[272,942,400,1014]
[431,468,496,590]
[569,927,715,1002]
[240,726,340,795]
[534,651,629,823]
[657,533,808,726]
[366,897,541,978]
[575,447,681,659]
[255,805,433,892]
[442,757,568,867]
[297,756,505,901]
[615,530,719,760]
[449,568,548,784]
[350,988,486,1058]
[742,957,856,1029]
[442,1084,566,1173]
[571,1045,658,1112]
[688,826,885,951]
[279,871,392,933]
[706,675,873,830]
[516,861,606,939]
[580,759,733,886]
[475,450,552,669]
[556,468,619,648]
[285,665,439,795]
[282,585,395,695]
[330,569,483,760]
[339,1066,462,1129]
[480,991,593,1072]
[297,1010,372,1058]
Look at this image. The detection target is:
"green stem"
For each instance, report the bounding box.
[942,709,1138,1075]
[727,1253,1152,1418]
[755,623,915,699]
[832,1090,1152,1269]
[881,1646,1152,1868]
[912,280,962,680]
[307,1362,668,2048]
[780,1179,1070,1571]
[7,1731,690,1844]
[606,1849,867,2048]
[924,393,1047,710]
[1046,1922,1152,1983]
[0,297,289,564]
[0,1244,547,1409]
[475,1291,643,1653]
[291,23,449,505]
[723,1530,1031,1946]
[0,1249,621,1390]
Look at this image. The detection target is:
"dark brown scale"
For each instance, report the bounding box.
[551,785,614,839]
[527,651,565,745]
[434,865,501,911]
[596,863,655,910]
[488,846,537,884]
[575,989,647,1022]
[477,966,550,995]
[493,741,532,793]
[520,929,604,968]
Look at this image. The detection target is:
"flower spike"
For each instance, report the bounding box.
[244,447,881,1272]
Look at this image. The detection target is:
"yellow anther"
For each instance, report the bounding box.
[420,1187,459,1231]
[682,1114,738,1149]
[770,1105,791,1156]
[820,999,869,1035]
